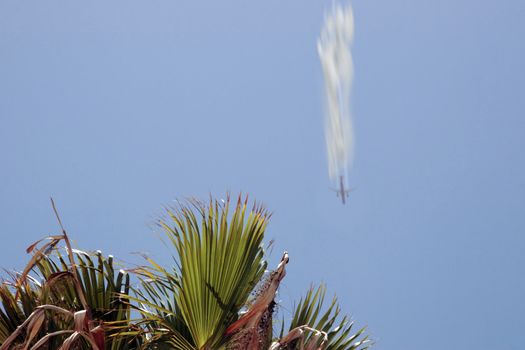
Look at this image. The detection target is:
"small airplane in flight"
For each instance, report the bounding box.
[333,175,352,204]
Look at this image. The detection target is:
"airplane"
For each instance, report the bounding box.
[333,175,352,204]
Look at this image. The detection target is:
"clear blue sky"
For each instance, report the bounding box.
[1,1,524,349]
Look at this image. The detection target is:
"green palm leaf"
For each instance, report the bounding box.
[0,245,138,349]
[0,279,40,345]
[283,284,371,350]
[36,249,138,349]
[134,196,269,349]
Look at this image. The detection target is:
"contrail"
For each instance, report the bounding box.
[318,3,355,191]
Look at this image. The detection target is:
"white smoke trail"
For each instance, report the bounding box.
[318,3,355,183]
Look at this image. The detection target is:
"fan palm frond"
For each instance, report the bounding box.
[0,240,138,349]
[276,285,371,350]
[132,195,270,349]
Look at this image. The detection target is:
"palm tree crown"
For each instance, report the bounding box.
[0,195,371,350]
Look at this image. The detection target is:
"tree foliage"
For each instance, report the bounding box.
[0,196,371,350]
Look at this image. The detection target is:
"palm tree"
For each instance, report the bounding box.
[0,201,138,350]
[126,195,370,350]
[0,195,371,350]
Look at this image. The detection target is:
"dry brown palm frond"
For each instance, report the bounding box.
[270,326,328,350]
[15,235,64,297]
[225,252,288,350]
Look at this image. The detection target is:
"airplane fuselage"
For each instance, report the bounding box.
[338,175,348,204]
